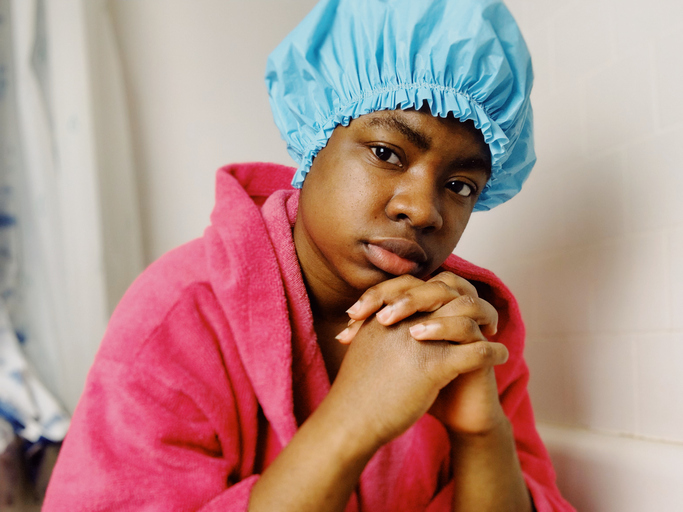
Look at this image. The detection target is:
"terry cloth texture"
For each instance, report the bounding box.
[266,0,536,211]
[43,162,574,511]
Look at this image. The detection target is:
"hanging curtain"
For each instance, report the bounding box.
[0,0,143,450]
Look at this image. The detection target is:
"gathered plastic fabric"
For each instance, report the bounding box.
[265,0,535,211]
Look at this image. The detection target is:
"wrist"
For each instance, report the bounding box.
[308,385,385,463]
[440,398,509,439]
[445,412,511,445]
[446,416,532,512]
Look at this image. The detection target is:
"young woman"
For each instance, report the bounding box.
[44,1,574,510]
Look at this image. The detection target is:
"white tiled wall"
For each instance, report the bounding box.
[454,2,683,506]
[457,0,683,445]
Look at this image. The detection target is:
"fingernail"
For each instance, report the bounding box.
[346,301,361,315]
[348,318,355,326]
[376,306,393,323]
[409,324,426,337]
[335,328,350,340]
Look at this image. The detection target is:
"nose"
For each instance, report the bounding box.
[385,173,443,232]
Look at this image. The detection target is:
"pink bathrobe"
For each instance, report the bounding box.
[43,162,574,511]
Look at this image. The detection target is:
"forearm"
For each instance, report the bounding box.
[248,388,379,512]
[448,418,532,512]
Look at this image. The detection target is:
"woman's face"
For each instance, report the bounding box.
[294,109,490,298]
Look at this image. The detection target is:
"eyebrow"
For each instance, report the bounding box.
[365,114,431,151]
[364,112,492,177]
[452,156,492,178]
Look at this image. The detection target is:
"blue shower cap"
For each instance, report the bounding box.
[265,0,535,211]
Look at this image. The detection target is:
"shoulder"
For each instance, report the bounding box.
[96,238,223,364]
[88,235,257,417]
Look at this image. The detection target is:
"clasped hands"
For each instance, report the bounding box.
[330,271,510,447]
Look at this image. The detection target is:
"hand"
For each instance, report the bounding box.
[337,272,509,435]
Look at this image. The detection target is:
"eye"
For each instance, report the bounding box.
[446,180,475,197]
[371,146,401,166]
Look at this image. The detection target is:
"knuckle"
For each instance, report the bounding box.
[436,271,458,284]
[437,272,467,291]
[413,345,433,372]
[457,280,478,298]
[393,291,418,311]
[433,280,454,295]
[398,274,419,286]
[477,342,494,361]
[362,289,381,305]
[400,288,418,302]
[461,317,479,338]
[457,294,477,308]
[391,296,413,313]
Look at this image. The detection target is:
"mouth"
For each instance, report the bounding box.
[363,238,429,276]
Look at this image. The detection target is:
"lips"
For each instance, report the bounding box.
[364,238,428,276]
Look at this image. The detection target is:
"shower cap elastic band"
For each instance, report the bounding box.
[265,0,535,211]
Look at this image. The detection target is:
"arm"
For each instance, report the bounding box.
[250,297,509,511]
[343,272,533,512]
[443,370,532,512]
[248,382,375,511]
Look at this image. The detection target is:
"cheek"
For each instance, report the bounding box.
[321,173,386,225]
[442,211,472,250]
[300,176,364,245]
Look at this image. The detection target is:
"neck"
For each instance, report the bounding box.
[293,220,360,381]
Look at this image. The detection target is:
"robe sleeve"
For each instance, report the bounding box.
[500,364,576,512]
[42,354,260,511]
[43,286,262,512]
[490,275,576,512]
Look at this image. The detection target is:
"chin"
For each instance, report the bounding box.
[344,267,394,292]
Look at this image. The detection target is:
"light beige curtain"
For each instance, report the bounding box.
[6,0,143,423]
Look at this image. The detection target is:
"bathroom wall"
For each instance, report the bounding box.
[108,0,314,262]
[455,0,683,508]
[459,0,683,443]
[108,0,683,509]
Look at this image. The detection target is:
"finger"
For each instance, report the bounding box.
[438,341,509,381]
[346,274,425,320]
[335,319,364,344]
[375,279,474,326]
[427,271,479,298]
[374,272,484,327]
[430,294,498,337]
[409,316,485,343]
[453,341,509,371]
